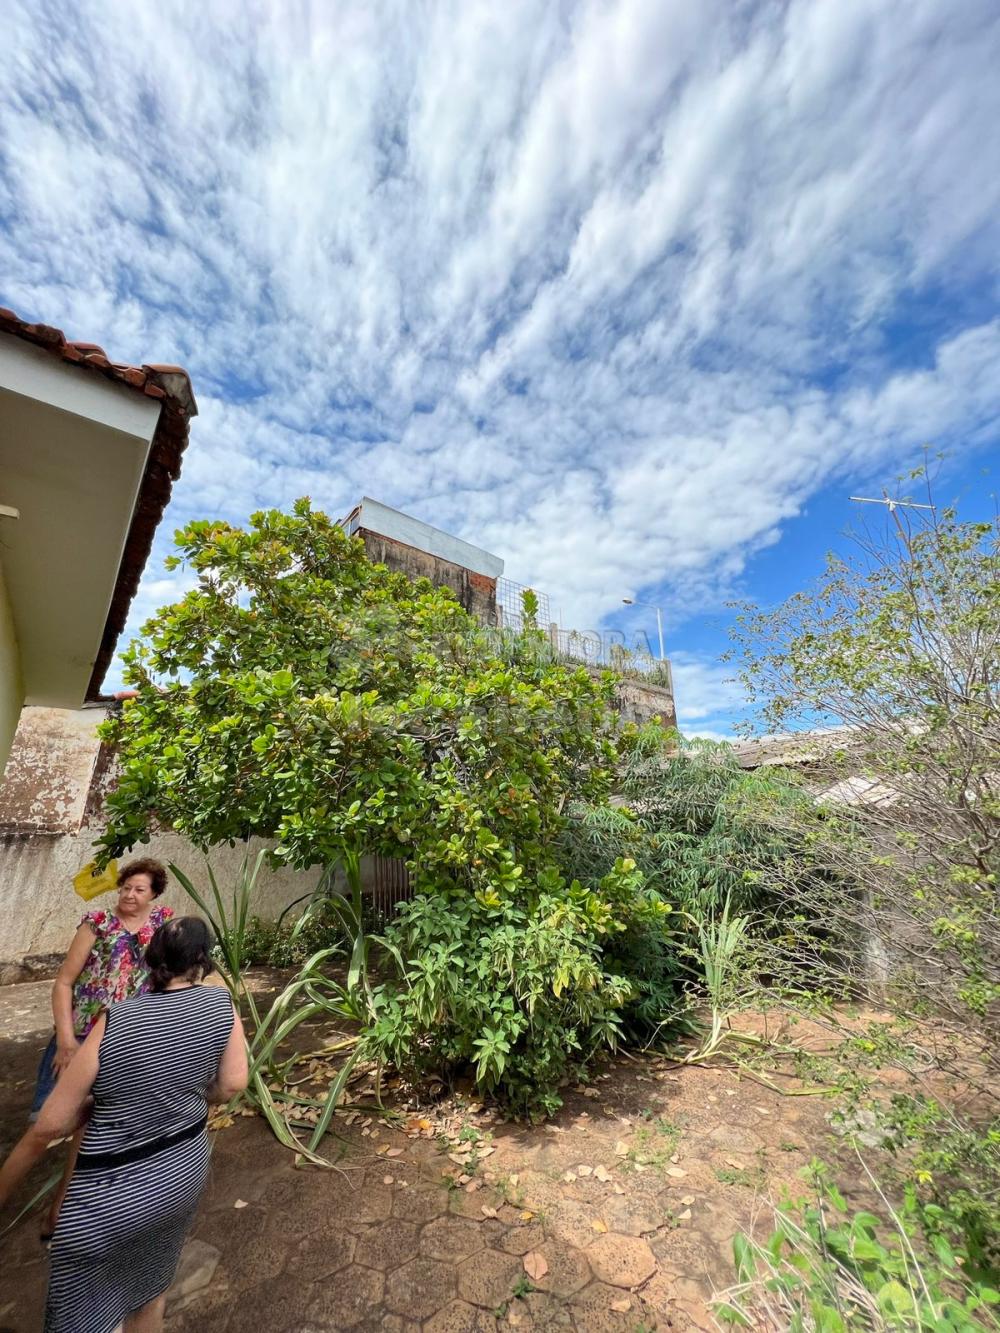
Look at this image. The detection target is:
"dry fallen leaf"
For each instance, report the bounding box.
[234,1199,248,1209]
[665,1167,688,1179]
[594,1165,612,1183]
[614,1140,629,1157]
[563,1171,577,1183]
[611,1298,631,1313]
[677,1208,692,1221]
[481,1205,498,1218]
[591,1218,608,1233]
[576,1165,593,1177]
[385,1147,404,1158]
[612,1183,625,1195]
[383,1175,394,1185]
[680,1194,696,1206]
[519,1210,535,1222]
[465,1179,482,1193]
[725,1158,745,1169]
[523,1251,549,1282]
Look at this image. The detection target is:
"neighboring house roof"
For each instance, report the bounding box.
[730,726,856,770]
[0,308,197,699]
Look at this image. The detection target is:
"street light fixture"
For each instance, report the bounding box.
[622,597,666,661]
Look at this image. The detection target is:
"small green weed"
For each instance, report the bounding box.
[715,1164,766,1189]
[623,1118,682,1172]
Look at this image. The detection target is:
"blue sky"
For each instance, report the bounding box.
[2,0,999,737]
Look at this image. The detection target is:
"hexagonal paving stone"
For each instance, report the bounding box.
[391,1185,449,1224]
[347,1184,394,1227]
[599,1192,667,1237]
[355,1218,420,1271]
[541,1197,599,1249]
[652,1227,727,1282]
[419,1215,486,1263]
[514,1289,576,1328]
[641,1269,714,1330]
[498,1221,546,1255]
[304,1263,385,1329]
[225,1275,317,1332]
[193,1205,289,1282]
[528,1241,592,1299]
[456,1248,523,1308]
[384,1258,458,1320]
[570,1281,643,1333]
[586,1233,657,1288]
[449,1187,504,1220]
[707,1124,764,1154]
[423,1298,499,1332]
[285,1228,357,1280]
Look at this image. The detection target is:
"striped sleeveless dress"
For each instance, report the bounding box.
[46,985,234,1333]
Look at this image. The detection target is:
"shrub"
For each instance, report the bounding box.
[364,857,680,1117]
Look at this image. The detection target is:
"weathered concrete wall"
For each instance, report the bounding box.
[0,705,104,834]
[0,706,313,982]
[0,830,312,983]
[358,529,500,625]
[610,678,678,730]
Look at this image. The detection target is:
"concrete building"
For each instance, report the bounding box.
[0,309,195,772]
[341,496,504,624]
[343,497,678,730]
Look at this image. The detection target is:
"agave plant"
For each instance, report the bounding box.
[170,846,404,1165]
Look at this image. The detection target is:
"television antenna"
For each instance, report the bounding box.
[850,489,935,538]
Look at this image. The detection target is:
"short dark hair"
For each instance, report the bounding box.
[145,916,214,992]
[117,858,168,897]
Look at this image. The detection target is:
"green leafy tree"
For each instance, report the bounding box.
[99,499,616,890]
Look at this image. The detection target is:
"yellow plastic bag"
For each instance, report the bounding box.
[73,860,118,902]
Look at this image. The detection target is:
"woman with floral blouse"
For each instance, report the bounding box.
[31,858,173,1237]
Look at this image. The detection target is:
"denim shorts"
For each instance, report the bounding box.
[29,1034,82,1121]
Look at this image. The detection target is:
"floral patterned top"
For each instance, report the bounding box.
[71,906,174,1037]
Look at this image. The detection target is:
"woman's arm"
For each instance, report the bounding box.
[51,924,96,1072]
[206,1006,249,1103]
[0,1015,104,1210]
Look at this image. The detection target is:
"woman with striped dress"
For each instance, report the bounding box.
[0,916,248,1332]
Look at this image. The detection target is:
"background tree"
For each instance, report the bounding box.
[726,486,1000,1038]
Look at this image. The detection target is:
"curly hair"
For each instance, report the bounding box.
[116,857,168,897]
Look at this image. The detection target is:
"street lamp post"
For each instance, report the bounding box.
[622,597,665,661]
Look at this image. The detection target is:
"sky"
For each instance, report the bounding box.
[2,0,999,738]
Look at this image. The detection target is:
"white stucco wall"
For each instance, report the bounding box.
[0,560,23,777]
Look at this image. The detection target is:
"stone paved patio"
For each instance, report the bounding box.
[0,982,887,1332]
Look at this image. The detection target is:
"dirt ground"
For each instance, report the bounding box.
[0,980,889,1332]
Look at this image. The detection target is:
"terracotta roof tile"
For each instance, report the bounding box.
[0,307,198,699]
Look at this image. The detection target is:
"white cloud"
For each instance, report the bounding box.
[1,0,999,703]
